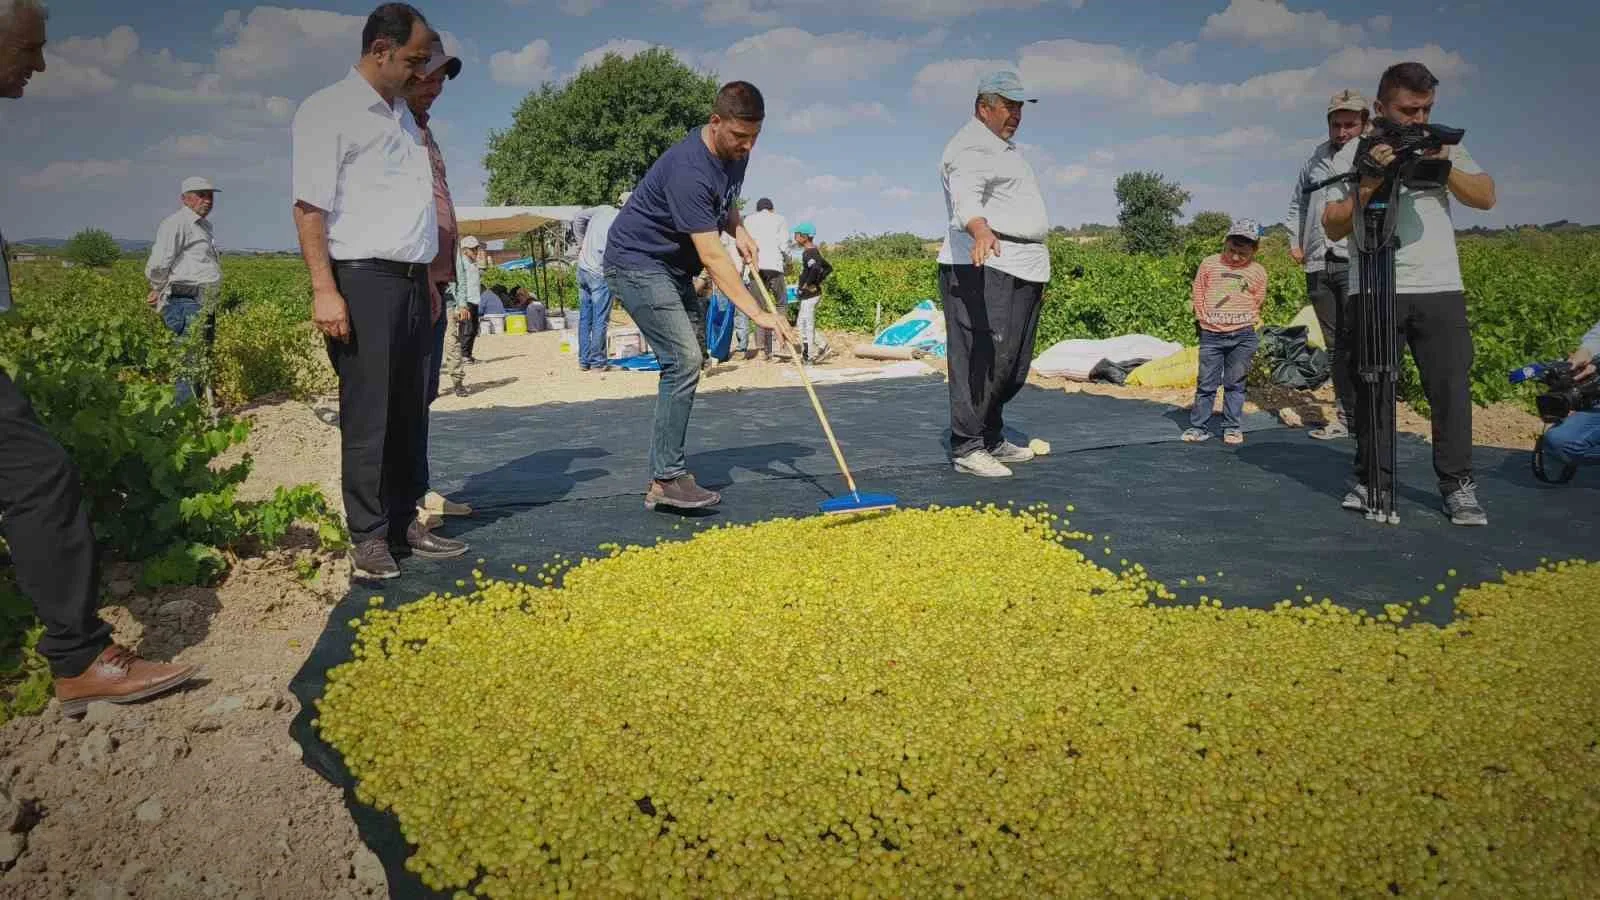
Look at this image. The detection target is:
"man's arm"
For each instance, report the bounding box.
[293,202,349,342]
[1447,168,1496,210]
[145,217,181,305]
[1286,160,1309,264]
[946,150,998,266]
[691,231,791,339]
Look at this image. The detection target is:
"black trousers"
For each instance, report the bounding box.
[326,264,429,544]
[938,264,1046,458]
[1308,263,1356,426]
[0,372,112,677]
[1351,290,1474,493]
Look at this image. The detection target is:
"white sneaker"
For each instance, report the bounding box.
[988,440,1035,464]
[953,449,1012,478]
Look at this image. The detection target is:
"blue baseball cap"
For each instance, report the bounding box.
[976,70,1038,103]
[793,221,816,237]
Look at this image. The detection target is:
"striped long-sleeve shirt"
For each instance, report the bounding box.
[1192,253,1267,333]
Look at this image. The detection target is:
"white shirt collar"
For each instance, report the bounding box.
[342,66,398,116]
[964,116,1014,151]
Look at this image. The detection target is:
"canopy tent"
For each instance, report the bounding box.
[453,205,584,242]
[454,205,586,316]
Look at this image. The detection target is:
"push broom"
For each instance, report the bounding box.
[751,275,897,515]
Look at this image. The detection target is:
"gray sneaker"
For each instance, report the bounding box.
[988,440,1035,464]
[350,538,400,581]
[1341,484,1370,511]
[1442,480,1488,526]
[953,449,1012,478]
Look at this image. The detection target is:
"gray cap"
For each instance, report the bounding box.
[181,176,219,193]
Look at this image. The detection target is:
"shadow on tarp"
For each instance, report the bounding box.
[289,385,1595,898]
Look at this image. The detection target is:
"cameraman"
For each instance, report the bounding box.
[1543,321,1600,466]
[1323,61,1497,526]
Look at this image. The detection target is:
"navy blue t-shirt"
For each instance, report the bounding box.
[604,128,747,277]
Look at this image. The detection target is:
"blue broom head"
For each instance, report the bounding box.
[818,491,899,515]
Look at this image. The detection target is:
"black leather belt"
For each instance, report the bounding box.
[1325,251,1349,265]
[334,258,426,279]
[993,231,1043,245]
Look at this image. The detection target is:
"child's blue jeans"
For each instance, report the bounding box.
[1191,327,1258,432]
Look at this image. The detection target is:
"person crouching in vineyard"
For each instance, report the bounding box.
[1182,219,1267,447]
[0,0,199,716]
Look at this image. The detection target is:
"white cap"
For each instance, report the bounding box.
[460,235,481,249]
[181,176,219,193]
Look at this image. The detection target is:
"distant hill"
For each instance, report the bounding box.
[14,236,154,253]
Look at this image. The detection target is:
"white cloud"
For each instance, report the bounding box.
[147,133,253,160]
[1154,40,1197,67]
[52,25,141,68]
[694,0,782,27]
[29,56,118,99]
[264,96,296,121]
[670,0,1056,24]
[1200,0,1367,50]
[881,186,920,201]
[214,7,362,82]
[1048,164,1092,187]
[916,38,1471,117]
[1368,15,1393,33]
[718,27,917,86]
[805,174,860,193]
[571,39,662,76]
[491,39,556,87]
[780,101,892,134]
[19,159,134,191]
[561,0,605,13]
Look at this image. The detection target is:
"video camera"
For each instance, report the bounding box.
[1356,118,1466,190]
[1509,360,1599,484]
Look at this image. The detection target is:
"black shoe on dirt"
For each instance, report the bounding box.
[645,475,721,511]
[350,538,400,581]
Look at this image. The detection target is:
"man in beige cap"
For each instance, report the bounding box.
[1286,89,1367,441]
[146,175,223,404]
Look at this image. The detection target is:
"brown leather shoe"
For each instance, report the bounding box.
[644,474,721,511]
[401,519,469,560]
[350,537,400,580]
[54,645,199,718]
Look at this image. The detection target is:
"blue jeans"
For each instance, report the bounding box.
[606,265,703,481]
[1544,409,1600,465]
[577,268,613,369]
[162,297,203,405]
[1191,327,1258,432]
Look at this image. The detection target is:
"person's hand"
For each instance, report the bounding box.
[735,231,759,269]
[313,286,351,342]
[1289,246,1305,264]
[755,309,796,347]
[429,282,443,324]
[1570,347,1596,383]
[146,289,162,307]
[970,222,1000,267]
[1360,143,1394,191]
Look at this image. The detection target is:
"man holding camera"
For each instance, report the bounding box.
[1323,61,1497,526]
[1287,90,1367,440]
[1543,323,1600,467]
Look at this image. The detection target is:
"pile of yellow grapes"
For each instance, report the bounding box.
[315,505,1600,897]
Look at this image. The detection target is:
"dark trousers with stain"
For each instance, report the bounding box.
[1308,260,1355,427]
[1351,290,1475,494]
[326,263,429,544]
[0,372,113,676]
[938,264,1046,458]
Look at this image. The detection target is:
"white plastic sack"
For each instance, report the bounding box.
[873,300,946,359]
[1031,334,1184,381]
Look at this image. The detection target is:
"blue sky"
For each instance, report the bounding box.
[3,0,1596,250]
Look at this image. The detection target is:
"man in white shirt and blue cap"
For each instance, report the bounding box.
[146,175,223,404]
[937,69,1050,478]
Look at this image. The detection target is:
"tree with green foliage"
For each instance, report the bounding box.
[63,228,120,268]
[1186,211,1233,243]
[1114,172,1191,256]
[830,232,934,259]
[485,49,718,206]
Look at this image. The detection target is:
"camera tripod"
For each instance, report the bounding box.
[1307,170,1407,524]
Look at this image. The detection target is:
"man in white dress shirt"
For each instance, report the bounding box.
[145,175,223,404]
[937,70,1051,478]
[742,197,790,359]
[291,2,466,581]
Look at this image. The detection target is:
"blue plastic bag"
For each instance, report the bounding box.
[706,292,734,362]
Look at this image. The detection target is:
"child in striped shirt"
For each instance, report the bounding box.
[1183,218,1268,446]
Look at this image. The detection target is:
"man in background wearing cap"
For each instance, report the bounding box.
[791,221,833,363]
[406,34,474,525]
[442,234,480,397]
[1287,90,1368,441]
[292,3,467,580]
[742,197,791,360]
[145,176,222,404]
[937,70,1051,479]
[572,191,630,372]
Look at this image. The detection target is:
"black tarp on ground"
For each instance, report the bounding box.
[288,381,1596,898]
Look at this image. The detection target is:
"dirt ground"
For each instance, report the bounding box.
[0,325,1546,898]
